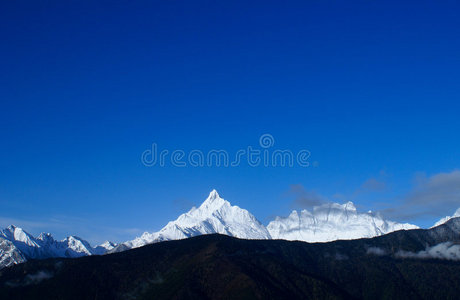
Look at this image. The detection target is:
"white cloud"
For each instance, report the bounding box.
[367,246,386,256]
[381,170,460,221]
[407,170,460,207]
[288,184,329,208]
[396,242,460,260]
[361,178,386,192]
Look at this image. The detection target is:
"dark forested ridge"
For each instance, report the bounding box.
[1,218,460,300]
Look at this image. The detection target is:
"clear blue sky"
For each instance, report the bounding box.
[1,1,460,244]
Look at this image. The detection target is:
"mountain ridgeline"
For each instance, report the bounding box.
[109,190,418,253]
[2,218,460,299]
[0,190,457,270]
[0,226,116,269]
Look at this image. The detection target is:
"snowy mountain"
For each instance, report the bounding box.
[93,241,118,255]
[0,225,114,269]
[0,237,26,269]
[267,202,419,242]
[112,190,421,252]
[113,190,271,251]
[0,225,43,259]
[0,189,443,268]
[432,208,460,228]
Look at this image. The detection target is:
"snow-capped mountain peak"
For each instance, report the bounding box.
[99,241,117,250]
[0,225,116,269]
[0,190,430,268]
[267,201,418,243]
[432,208,460,228]
[343,201,357,212]
[61,236,94,257]
[114,193,421,252]
[207,189,221,202]
[199,189,227,211]
[0,237,26,268]
[116,189,271,251]
[37,232,54,243]
[312,201,357,216]
[1,226,41,257]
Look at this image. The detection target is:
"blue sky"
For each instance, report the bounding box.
[1,1,460,244]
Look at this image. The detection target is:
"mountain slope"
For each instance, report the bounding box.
[2,219,460,300]
[0,226,42,259]
[115,190,271,251]
[0,237,25,269]
[267,202,418,242]
[93,241,117,255]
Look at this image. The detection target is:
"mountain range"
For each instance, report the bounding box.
[267,201,419,242]
[0,225,116,269]
[1,189,457,269]
[2,218,460,299]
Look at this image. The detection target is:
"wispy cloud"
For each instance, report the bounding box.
[382,170,460,221]
[288,170,389,211]
[172,197,195,212]
[5,270,54,287]
[367,246,387,256]
[288,184,328,209]
[396,242,460,260]
[407,170,460,208]
[361,178,386,192]
[0,217,55,231]
[356,170,389,194]
[286,170,460,225]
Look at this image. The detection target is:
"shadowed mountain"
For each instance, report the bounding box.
[1,218,460,299]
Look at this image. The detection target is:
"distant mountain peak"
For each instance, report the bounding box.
[0,191,429,268]
[344,201,357,211]
[268,201,418,243]
[208,189,220,199]
[37,232,54,242]
[99,241,117,249]
[114,193,421,252]
[6,225,17,230]
[1,225,39,249]
[0,225,116,269]
[4,225,26,235]
[433,208,460,228]
[311,201,357,214]
[200,189,226,208]
[116,190,271,251]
